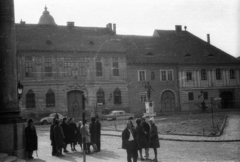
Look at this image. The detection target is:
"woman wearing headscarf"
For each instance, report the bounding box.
[149,118,160,162]
[25,119,38,159]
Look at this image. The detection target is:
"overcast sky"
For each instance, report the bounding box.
[14,0,240,58]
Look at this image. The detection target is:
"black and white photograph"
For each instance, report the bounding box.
[0,0,240,161]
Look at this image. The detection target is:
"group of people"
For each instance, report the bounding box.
[122,116,160,162]
[50,115,101,156]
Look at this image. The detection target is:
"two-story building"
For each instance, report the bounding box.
[16,7,240,118]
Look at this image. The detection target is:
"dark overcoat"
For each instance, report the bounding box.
[142,121,150,141]
[149,124,160,148]
[136,125,148,149]
[95,121,101,140]
[60,122,70,144]
[121,128,138,150]
[89,122,97,143]
[50,123,56,146]
[69,122,78,143]
[54,125,65,147]
[25,125,38,151]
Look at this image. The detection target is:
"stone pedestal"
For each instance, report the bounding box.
[144,101,156,117]
[0,114,26,158]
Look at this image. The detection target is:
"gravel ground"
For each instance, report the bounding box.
[101,111,240,136]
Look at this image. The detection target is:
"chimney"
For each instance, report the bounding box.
[106,23,112,31]
[207,34,210,44]
[20,19,25,25]
[113,23,116,34]
[175,25,182,32]
[67,22,74,28]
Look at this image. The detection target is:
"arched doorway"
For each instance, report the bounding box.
[161,90,176,112]
[67,90,83,118]
[220,91,233,109]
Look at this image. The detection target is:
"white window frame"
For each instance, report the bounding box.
[138,70,146,81]
[139,92,147,103]
[160,69,174,81]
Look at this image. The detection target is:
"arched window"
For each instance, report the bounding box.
[97,88,105,104]
[114,88,121,104]
[151,71,155,80]
[46,89,55,107]
[26,89,35,108]
[201,69,207,80]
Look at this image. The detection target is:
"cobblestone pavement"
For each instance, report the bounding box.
[102,114,240,142]
[26,130,240,162]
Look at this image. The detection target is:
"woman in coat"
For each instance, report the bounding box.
[135,118,148,160]
[69,118,78,151]
[149,118,160,162]
[54,119,65,156]
[25,119,38,159]
[89,117,98,152]
[80,120,91,154]
[60,117,70,152]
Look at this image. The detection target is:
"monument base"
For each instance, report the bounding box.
[0,113,26,159]
[144,101,156,117]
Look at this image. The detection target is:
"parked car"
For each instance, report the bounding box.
[102,110,134,121]
[40,113,65,125]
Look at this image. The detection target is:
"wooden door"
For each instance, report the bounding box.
[161,90,176,112]
[67,90,83,118]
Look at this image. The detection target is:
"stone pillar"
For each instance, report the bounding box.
[193,70,197,87]
[222,70,226,86]
[211,70,215,86]
[182,71,185,87]
[208,70,211,87]
[197,70,201,87]
[0,0,26,158]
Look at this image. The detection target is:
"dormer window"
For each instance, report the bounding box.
[184,53,191,57]
[89,41,94,46]
[146,52,153,56]
[208,53,214,57]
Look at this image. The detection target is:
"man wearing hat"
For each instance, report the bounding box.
[25,119,38,159]
[149,117,160,162]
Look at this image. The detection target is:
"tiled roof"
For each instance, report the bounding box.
[15,24,240,65]
[115,30,240,64]
[16,24,125,53]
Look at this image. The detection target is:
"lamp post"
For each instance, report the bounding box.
[82,94,86,162]
[211,97,222,128]
[17,81,24,100]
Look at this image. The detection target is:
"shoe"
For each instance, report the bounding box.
[141,158,145,161]
[74,149,77,151]
[28,157,34,159]
[64,150,69,153]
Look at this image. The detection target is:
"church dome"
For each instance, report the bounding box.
[38,6,57,25]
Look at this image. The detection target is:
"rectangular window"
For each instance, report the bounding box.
[188,92,194,100]
[160,69,173,81]
[216,69,222,80]
[140,93,147,103]
[138,70,146,81]
[161,71,166,81]
[203,92,208,100]
[186,71,192,81]
[45,62,52,77]
[113,57,119,76]
[201,69,207,80]
[64,62,72,77]
[168,70,173,81]
[230,69,235,79]
[79,62,86,77]
[25,62,33,77]
[96,62,102,76]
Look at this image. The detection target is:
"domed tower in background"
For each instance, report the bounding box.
[38,6,57,25]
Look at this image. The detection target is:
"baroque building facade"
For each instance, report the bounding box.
[16,7,240,118]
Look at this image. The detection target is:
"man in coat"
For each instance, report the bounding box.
[50,118,57,156]
[141,116,150,159]
[25,119,38,159]
[122,120,138,162]
[54,119,65,156]
[95,115,101,152]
